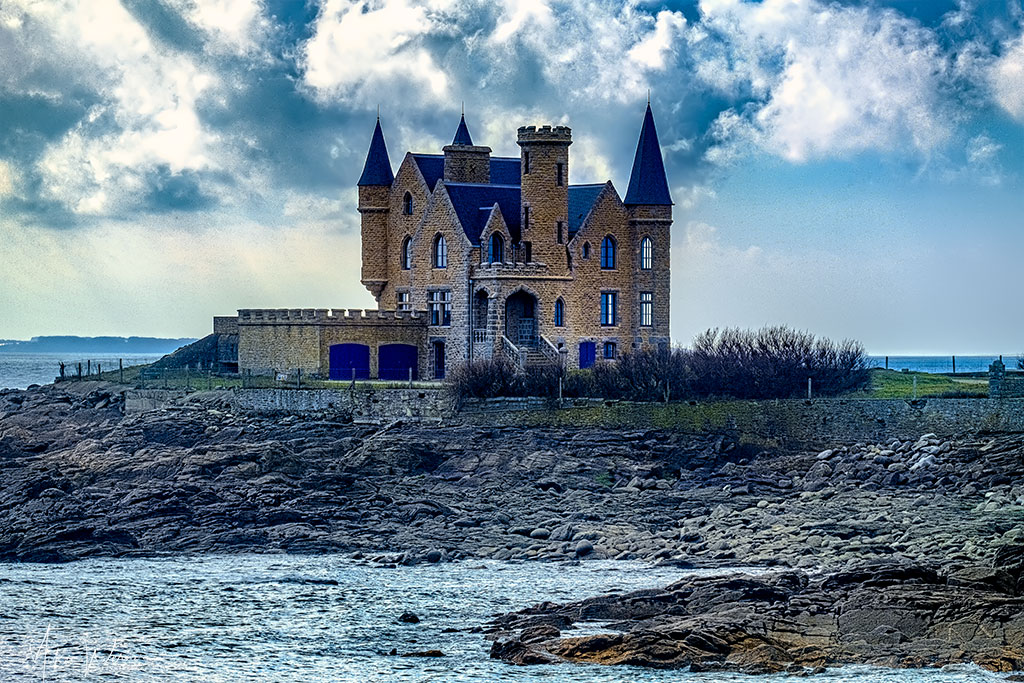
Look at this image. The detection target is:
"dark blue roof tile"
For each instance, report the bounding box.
[444,183,521,244]
[357,119,394,186]
[413,154,521,191]
[568,184,607,235]
[624,104,672,206]
[412,154,444,191]
[489,157,521,185]
[452,114,473,145]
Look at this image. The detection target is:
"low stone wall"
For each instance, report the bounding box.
[125,387,1024,441]
[229,387,449,423]
[458,397,1024,443]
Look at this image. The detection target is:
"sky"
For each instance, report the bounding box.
[0,0,1022,354]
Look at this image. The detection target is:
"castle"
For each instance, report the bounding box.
[223,105,673,381]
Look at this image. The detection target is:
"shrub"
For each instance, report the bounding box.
[1018,355,1023,371]
[446,326,869,402]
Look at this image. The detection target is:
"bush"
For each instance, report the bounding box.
[445,326,870,402]
[1018,356,1023,371]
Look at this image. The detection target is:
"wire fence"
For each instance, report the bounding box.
[54,359,436,391]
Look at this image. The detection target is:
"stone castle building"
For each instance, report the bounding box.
[226,105,673,381]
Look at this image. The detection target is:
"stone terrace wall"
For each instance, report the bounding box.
[457,397,1024,443]
[230,387,449,423]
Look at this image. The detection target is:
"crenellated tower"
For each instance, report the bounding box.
[357,117,394,302]
[516,125,571,272]
[624,103,673,344]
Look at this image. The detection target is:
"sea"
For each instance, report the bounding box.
[0,353,1015,391]
[0,555,1005,682]
[0,353,162,390]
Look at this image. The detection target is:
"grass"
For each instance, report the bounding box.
[849,368,988,399]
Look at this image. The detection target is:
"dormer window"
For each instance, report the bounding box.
[403,192,413,215]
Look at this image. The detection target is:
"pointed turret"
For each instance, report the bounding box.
[624,104,672,206]
[443,111,491,184]
[358,118,394,187]
[452,113,473,146]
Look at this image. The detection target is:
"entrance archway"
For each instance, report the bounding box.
[505,290,538,347]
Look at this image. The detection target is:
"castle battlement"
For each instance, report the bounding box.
[237,308,427,324]
[517,125,572,143]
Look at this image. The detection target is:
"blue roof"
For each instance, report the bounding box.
[452,114,473,145]
[357,119,394,186]
[568,184,606,235]
[624,104,672,206]
[445,183,521,244]
[412,154,522,191]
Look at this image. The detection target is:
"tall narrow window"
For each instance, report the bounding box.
[523,151,530,174]
[522,241,532,263]
[433,234,448,268]
[397,291,412,311]
[600,291,617,326]
[554,298,565,327]
[556,162,564,186]
[582,242,590,259]
[428,290,451,326]
[488,233,504,264]
[400,236,412,270]
[640,237,653,270]
[640,292,653,327]
[601,236,616,269]
[556,221,564,244]
[523,206,529,231]
[403,192,413,215]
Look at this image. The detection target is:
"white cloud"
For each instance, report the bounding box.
[695,0,953,162]
[0,160,17,198]
[301,0,452,104]
[991,36,1024,120]
[169,0,272,57]
[3,0,226,215]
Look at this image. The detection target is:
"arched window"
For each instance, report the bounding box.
[640,237,653,270]
[433,234,448,268]
[401,236,412,270]
[488,233,504,264]
[554,298,565,327]
[600,235,616,269]
[403,192,413,215]
[582,242,590,259]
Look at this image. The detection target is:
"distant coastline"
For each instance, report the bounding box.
[0,336,195,355]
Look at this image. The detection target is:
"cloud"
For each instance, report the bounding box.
[0,160,17,197]
[300,0,452,104]
[169,0,272,57]
[695,0,954,162]
[991,35,1024,120]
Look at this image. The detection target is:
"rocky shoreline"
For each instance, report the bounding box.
[2,381,1023,673]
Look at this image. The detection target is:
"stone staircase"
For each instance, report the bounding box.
[521,348,551,368]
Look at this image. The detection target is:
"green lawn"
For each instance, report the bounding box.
[851,368,988,399]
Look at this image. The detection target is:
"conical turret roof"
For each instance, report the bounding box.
[358,118,394,186]
[624,104,672,206]
[452,114,473,146]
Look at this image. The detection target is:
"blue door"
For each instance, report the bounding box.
[579,341,596,369]
[329,343,370,380]
[378,344,417,380]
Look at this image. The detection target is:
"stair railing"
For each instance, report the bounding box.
[539,335,562,365]
[501,335,524,370]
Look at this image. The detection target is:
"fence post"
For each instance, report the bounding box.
[885,356,889,370]
[350,366,355,390]
[207,369,212,390]
[119,358,124,384]
[163,367,168,389]
[97,363,101,379]
[87,360,91,377]
[913,375,918,399]
[408,366,413,388]
[296,368,301,389]
[186,365,191,391]
[77,363,82,381]
[952,355,956,374]
[807,377,812,400]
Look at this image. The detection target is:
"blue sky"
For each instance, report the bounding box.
[0,0,1022,354]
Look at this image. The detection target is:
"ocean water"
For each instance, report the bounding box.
[0,555,1007,682]
[0,353,162,390]
[868,355,1016,374]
